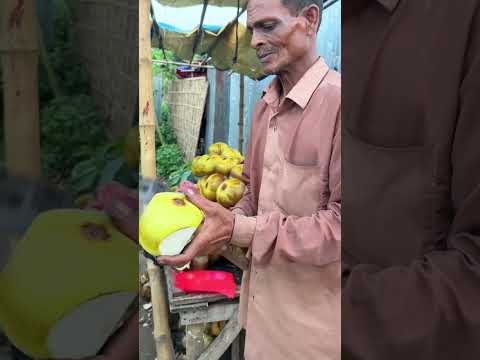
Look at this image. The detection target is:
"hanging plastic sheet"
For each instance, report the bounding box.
[152,0,266,79]
[154,20,264,79]
[155,0,247,9]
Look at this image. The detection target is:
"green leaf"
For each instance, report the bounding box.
[180,169,192,183]
[40,95,106,180]
[98,158,125,186]
[166,164,191,187]
[71,159,99,194]
[71,159,97,178]
[156,144,185,179]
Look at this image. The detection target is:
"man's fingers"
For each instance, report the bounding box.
[104,199,135,219]
[177,181,199,195]
[157,253,192,267]
[112,216,139,243]
[184,189,212,211]
[104,200,139,242]
[157,236,203,266]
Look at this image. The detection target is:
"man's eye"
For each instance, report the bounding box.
[262,23,275,31]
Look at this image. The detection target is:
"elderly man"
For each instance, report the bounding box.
[159,0,341,358]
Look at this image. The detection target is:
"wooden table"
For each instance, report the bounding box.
[164,267,244,360]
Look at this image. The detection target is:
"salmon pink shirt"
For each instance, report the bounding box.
[231,57,342,360]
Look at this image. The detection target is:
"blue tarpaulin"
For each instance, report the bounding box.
[158,22,223,34]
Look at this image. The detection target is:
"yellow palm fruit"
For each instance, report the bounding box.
[0,210,138,359]
[139,192,204,257]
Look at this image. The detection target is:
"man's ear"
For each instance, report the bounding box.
[301,4,321,35]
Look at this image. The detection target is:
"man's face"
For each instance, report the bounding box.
[247,0,311,75]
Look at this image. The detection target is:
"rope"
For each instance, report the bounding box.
[191,0,210,64]
[232,0,240,64]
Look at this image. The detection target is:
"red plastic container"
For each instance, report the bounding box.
[174,270,236,299]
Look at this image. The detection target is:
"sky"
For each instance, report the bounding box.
[151,2,247,32]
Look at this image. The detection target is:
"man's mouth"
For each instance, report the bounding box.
[258,52,274,62]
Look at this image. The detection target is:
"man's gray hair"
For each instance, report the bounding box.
[281,0,323,27]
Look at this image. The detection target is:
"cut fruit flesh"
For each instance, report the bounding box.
[47,292,136,359]
[158,227,196,256]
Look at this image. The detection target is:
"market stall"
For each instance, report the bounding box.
[140,1,342,359]
[139,0,258,358]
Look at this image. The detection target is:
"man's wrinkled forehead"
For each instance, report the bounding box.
[247,0,291,27]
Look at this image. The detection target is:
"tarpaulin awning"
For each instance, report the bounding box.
[155,0,247,9]
[152,0,340,79]
[152,9,265,79]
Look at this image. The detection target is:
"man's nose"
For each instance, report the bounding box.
[250,30,265,49]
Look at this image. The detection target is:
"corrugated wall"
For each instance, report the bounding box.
[318,0,341,72]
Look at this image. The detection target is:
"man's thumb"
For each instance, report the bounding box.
[104,200,139,243]
[184,188,209,210]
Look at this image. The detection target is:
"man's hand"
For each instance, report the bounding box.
[157,189,235,267]
[103,199,139,243]
[94,182,139,243]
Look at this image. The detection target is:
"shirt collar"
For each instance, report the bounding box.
[346,0,399,14]
[262,57,329,110]
[377,0,400,12]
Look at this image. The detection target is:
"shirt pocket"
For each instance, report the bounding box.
[274,159,329,217]
[343,130,434,267]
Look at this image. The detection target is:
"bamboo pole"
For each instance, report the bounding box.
[139,4,157,180]
[139,1,175,360]
[0,0,41,179]
[146,261,175,360]
[186,324,206,359]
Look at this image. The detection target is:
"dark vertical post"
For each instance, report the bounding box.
[213,70,230,143]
